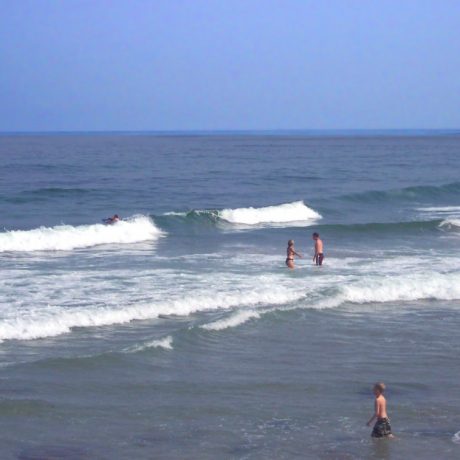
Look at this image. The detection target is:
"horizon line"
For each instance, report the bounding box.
[1,128,460,137]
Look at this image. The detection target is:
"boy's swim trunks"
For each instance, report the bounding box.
[372,417,392,438]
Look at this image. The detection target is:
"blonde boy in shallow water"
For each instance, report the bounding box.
[367,382,394,438]
[286,239,302,269]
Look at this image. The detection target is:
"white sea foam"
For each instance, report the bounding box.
[219,201,321,226]
[452,431,460,444]
[201,270,460,331]
[418,206,460,223]
[163,211,187,216]
[1,253,460,342]
[0,216,163,252]
[418,206,460,213]
[0,274,305,342]
[126,336,173,352]
[439,219,460,229]
[201,310,260,331]
[338,272,460,304]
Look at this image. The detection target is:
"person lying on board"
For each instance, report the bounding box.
[103,214,121,224]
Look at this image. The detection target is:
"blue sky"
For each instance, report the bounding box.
[1,0,459,131]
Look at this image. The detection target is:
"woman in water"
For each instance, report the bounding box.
[286,239,302,269]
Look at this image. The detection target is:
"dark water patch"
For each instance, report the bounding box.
[20,187,97,198]
[0,196,46,205]
[0,188,99,205]
[0,399,54,417]
[28,187,90,194]
[18,444,91,460]
[317,449,358,460]
[25,352,124,372]
[156,209,219,225]
[226,444,261,457]
[264,172,322,181]
[1,163,66,173]
[153,210,224,234]
[339,182,460,204]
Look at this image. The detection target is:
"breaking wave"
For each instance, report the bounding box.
[439,219,460,230]
[162,201,322,227]
[1,265,460,342]
[125,336,173,352]
[0,281,304,342]
[201,310,260,331]
[452,431,460,444]
[0,216,163,252]
[219,201,321,225]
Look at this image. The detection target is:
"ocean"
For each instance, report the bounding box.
[0,133,459,459]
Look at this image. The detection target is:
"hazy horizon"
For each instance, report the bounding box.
[1,128,459,136]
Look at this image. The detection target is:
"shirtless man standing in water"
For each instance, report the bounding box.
[312,232,324,266]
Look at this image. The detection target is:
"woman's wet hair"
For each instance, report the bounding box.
[288,239,294,246]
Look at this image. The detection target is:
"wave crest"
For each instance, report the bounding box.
[219,201,321,226]
[201,310,260,331]
[338,272,460,304]
[125,336,173,352]
[0,216,163,252]
[439,219,460,230]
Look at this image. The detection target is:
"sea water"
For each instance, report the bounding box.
[0,133,459,459]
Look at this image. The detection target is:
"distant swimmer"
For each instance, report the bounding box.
[286,239,302,269]
[103,214,121,224]
[367,382,394,438]
[312,232,324,266]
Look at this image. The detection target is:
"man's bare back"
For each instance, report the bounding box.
[315,238,323,254]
